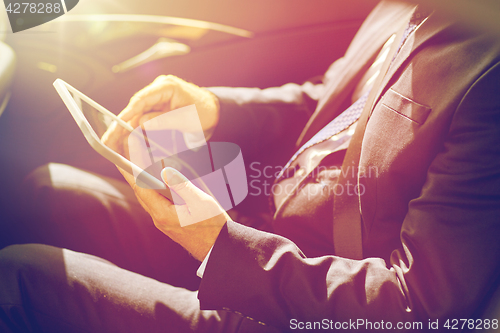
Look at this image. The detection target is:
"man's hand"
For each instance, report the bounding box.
[102,74,220,155]
[101,75,226,261]
[122,74,219,131]
[118,165,229,261]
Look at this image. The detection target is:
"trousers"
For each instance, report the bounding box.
[0,163,276,333]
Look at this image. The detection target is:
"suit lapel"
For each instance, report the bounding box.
[296,2,416,147]
[369,12,455,113]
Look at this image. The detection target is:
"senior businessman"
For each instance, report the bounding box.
[1,1,500,332]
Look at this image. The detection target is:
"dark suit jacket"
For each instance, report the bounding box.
[200,1,500,331]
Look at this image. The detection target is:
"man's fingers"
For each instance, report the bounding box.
[161,167,226,227]
[161,167,220,208]
[116,165,179,223]
[119,76,177,122]
[161,167,196,203]
[138,110,199,133]
[116,166,135,188]
[139,111,165,127]
[102,120,126,153]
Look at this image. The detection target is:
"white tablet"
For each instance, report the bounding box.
[53,78,177,202]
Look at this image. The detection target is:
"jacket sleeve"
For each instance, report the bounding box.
[206,81,323,162]
[197,63,500,331]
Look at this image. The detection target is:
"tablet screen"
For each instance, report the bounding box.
[67,90,186,172]
[67,90,137,162]
[69,91,114,138]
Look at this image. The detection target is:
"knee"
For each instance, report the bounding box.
[21,163,60,206]
[2,243,68,266]
[0,244,59,270]
[0,244,67,284]
[0,245,40,286]
[23,163,74,195]
[20,163,116,214]
[23,162,134,200]
[23,163,53,189]
[0,244,67,310]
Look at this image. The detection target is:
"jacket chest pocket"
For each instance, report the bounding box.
[379,88,431,125]
[362,88,432,170]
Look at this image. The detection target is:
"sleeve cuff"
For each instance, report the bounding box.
[196,245,214,278]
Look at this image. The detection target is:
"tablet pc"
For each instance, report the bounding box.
[53,78,178,202]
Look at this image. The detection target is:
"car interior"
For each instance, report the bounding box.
[0,0,499,328]
[0,0,377,226]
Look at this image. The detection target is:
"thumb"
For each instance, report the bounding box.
[161,167,228,227]
[161,167,202,206]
